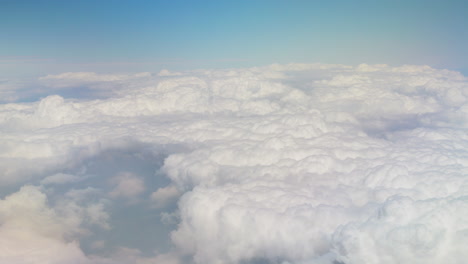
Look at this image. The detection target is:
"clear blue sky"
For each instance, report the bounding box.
[1,0,467,77]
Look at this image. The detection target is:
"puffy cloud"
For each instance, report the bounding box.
[0,79,21,103]
[0,64,467,263]
[41,173,82,185]
[332,195,468,264]
[0,186,91,263]
[158,69,183,77]
[150,185,180,209]
[39,72,152,88]
[108,172,145,199]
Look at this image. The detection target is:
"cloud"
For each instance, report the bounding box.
[0,186,91,263]
[332,195,468,264]
[158,69,183,77]
[41,173,82,185]
[39,72,152,88]
[150,185,180,209]
[108,172,145,199]
[0,64,467,263]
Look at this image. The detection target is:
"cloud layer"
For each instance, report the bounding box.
[0,64,467,263]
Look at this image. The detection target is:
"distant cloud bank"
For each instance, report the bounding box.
[0,64,467,264]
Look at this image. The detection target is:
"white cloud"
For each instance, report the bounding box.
[89,248,182,264]
[158,69,182,76]
[108,172,145,199]
[150,185,179,208]
[39,72,152,88]
[332,195,468,264]
[0,64,467,263]
[0,230,90,264]
[41,173,82,185]
[0,186,91,263]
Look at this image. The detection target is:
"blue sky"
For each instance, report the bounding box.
[1,0,467,77]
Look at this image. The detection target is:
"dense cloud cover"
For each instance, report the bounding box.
[0,64,467,264]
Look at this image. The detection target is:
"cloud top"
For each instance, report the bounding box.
[0,64,467,263]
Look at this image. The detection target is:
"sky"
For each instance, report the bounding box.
[1,0,467,77]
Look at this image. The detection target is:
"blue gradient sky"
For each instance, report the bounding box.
[1,0,467,77]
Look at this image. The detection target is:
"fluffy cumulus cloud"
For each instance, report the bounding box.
[0,63,467,263]
[108,172,145,199]
[0,185,99,264]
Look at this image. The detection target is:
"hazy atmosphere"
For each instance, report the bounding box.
[1,1,467,264]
